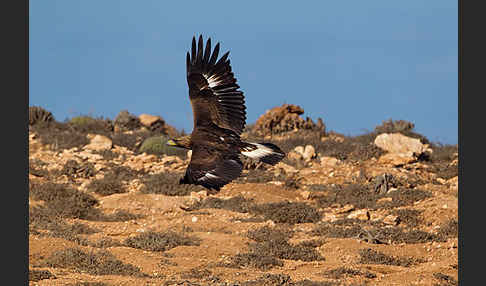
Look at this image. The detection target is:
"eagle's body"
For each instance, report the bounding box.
[168,35,285,191]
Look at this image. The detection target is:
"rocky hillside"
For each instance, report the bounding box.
[28,105,458,285]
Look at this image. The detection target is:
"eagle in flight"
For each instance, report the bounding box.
[167,35,285,191]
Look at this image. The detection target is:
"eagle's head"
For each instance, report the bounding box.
[166,136,191,149]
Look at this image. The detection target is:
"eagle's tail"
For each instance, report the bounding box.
[240,142,285,165]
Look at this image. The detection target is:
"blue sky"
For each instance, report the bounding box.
[29,0,458,144]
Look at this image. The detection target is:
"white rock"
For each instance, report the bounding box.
[374,133,429,155]
[320,156,339,167]
[139,114,163,127]
[302,145,316,161]
[83,134,113,151]
[294,146,305,155]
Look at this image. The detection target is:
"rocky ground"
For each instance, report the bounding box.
[28,106,458,286]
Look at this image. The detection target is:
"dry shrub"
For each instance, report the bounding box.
[61,159,96,179]
[241,274,339,286]
[250,201,321,224]
[87,173,125,196]
[68,115,113,135]
[29,182,141,224]
[31,121,90,150]
[433,273,458,286]
[124,230,200,252]
[88,237,123,248]
[315,184,432,210]
[358,248,423,267]
[223,226,324,271]
[322,267,376,279]
[140,172,206,196]
[311,218,446,244]
[374,119,430,144]
[29,106,54,126]
[29,269,55,282]
[41,247,145,276]
[29,182,99,219]
[390,209,423,228]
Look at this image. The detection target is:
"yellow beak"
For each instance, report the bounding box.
[166,139,177,146]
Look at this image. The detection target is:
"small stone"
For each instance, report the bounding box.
[139,154,158,163]
[436,177,446,184]
[302,145,316,161]
[377,197,393,205]
[191,216,198,223]
[300,191,311,200]
[190,190,208,202]
[334,204,355,214]
[347,209,370,221]
[383,215,400,226]
[378,153,416,166]
[77,151,104,161]
[274,162,298,174]
[294,146,305,156]
[288,150,303,161]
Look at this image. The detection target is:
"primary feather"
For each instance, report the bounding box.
[173,35,285,191]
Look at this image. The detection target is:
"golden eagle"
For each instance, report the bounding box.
[167,35,285,191]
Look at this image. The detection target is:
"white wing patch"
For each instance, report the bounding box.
[241,143,274,159]
[204,74,223,89]
[198,172,219,182]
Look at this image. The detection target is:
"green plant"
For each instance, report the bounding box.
[68,115,113,135]
[139,135,182,156]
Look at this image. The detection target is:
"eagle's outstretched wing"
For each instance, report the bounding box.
[180,144,243,191]
[186,35,246,135]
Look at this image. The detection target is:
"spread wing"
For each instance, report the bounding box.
[180,144,243,191]
[186,35,246,135]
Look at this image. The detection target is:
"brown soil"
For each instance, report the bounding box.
[28,129,458,286]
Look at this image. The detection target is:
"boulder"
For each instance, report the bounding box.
[83,134,113,151]
[253,104,325,136]
[114,110,141,131]
[374,133,430,156]
[302,145,316,161]
[139,114,164,127]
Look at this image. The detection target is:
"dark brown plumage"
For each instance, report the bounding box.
[168,35,285,191]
